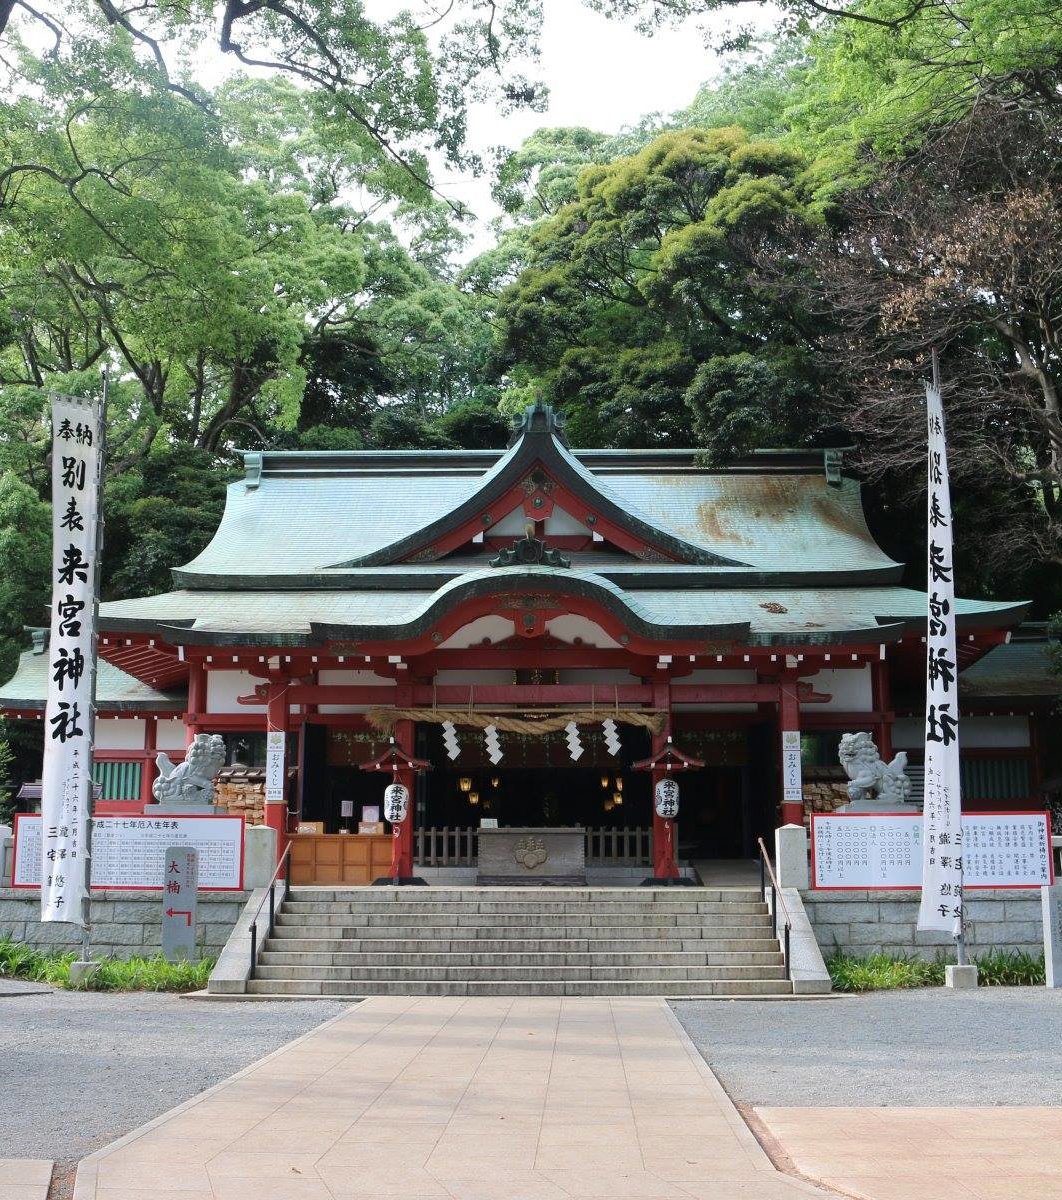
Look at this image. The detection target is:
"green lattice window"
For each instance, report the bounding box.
[92,760,142,801]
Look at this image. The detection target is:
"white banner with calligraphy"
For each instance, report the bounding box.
[918,382,963,933]
[40,395,103,924]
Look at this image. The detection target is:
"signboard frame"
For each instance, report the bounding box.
[11,812,245,892]
[810,810,1054,891]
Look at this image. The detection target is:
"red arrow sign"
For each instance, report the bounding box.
[165,908,193,926]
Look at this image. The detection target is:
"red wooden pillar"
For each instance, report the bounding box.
[651,683,679,880]
[779,671,804,827]
[872,657,893,762]
[265,679,290,871]
[390,705,416,880]
[139,716,157,810]
[185,661,206,744]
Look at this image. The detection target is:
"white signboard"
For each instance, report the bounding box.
[782,730,802,804]
[919,380,963,932]
[41,394,104,924]
[812,812,1053,891]
[265,730,286,804]
[14,815,244,891]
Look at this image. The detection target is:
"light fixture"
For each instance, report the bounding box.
[615,777,623,792]
[612,792,623,806]
[459,776,472,793]
[603,798,614,812]
[600,775,610,789]
[469,791,480,806]
[490,776,500,789]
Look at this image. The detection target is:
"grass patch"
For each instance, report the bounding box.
[0,938,214,991]
[827,950,1046,991]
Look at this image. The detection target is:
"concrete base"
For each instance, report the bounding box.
[68,960,99,986]
[945,964,979,989]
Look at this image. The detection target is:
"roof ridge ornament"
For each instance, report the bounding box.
[489,521,571,569]
[508,400,568,448]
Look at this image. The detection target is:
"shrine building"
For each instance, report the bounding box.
[1,402,1052,886]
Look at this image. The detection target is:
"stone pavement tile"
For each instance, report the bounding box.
[757,1107,1062,1200]
[0,1161,53,1200]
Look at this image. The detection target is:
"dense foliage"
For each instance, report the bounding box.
[1,0,1061,690]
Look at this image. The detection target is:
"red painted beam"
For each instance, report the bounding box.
[283,681,799,707]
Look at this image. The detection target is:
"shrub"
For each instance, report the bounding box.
[0,939,213,991]
[827,949,1046,991]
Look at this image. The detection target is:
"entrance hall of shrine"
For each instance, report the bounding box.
[1,402,1049,886]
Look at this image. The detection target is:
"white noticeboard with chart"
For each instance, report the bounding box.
[811,811,1053,891]
[12,814,244,891]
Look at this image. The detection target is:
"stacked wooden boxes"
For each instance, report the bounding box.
[801,780,850,825]
[214,766,266,826]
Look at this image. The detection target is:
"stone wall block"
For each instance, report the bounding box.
[807,901,876,924]
[89,922,146,945]
[848,922,912,945]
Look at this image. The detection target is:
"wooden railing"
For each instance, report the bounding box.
[413,826,652,867]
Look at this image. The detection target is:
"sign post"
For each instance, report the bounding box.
[162,847,199,962]
[1043,886,1062,989]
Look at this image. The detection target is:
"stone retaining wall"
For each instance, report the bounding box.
[0,888,250,959]
[803,889,1043,958]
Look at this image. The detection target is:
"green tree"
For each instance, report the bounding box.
[496,126,830,450]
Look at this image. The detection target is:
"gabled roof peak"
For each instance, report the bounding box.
[508,400,568,448]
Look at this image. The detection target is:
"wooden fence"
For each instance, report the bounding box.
[413,826,652,868]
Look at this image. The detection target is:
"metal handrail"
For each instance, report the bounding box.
[249,844,292,979]
[756,837,792,982]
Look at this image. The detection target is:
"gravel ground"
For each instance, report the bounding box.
[672,989,1062,1107]
[0,991,350,1163]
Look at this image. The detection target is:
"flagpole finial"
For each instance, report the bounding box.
[930,347,941,391]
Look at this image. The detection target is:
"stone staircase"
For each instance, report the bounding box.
[248,886,792,997]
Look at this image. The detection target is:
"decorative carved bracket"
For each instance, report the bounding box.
[489,521,571,569]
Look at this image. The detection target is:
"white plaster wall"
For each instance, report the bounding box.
[803,666,872,713]
[316,668,396,715]
[206,670,263,713]
[491,505,587,537]
[439,615,513,649]
[155,719,187,751]
[893,714,1030,749]
[94,718,145,750]
[434,670,513,686]
[557,669,640,685]
[547,616,620,648]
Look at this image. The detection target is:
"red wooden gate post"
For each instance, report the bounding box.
[650,730,680,881]
[391,718,416,880]
[265,679,291,872]
[779,671,804,827]
[139,716,157,811]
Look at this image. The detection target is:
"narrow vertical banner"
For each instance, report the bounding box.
[41,395,104,924]
[265,730,286,804]
[917,379,964,934]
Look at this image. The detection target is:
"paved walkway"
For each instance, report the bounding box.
[757,1108,1062,1200]
[0,1158,53,1200]
[73,997,833,1200]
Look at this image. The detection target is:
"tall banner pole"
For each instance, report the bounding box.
[40,378,107,940]
[917,351,965,951]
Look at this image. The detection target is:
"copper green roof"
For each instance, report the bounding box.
[98,574,1025,649]
[0,645,186,712]
[175,407,898,588]
[960,635,1062,699]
